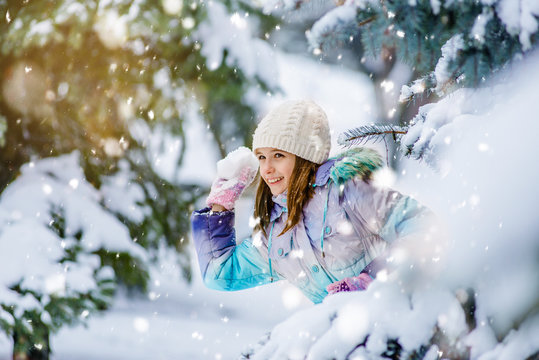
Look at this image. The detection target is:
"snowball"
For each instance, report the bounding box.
[216,146,258,179]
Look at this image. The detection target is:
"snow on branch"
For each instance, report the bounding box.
[496,0,539,50]
[400,86,492,166]
[194,1,278,88]
[262,0,333,14]
[433,34,466,96]
[262,0,308,13]
[306,1,379,52]
[243,283,470,359]
[307,5,361,52]
[399,75,436,103]
[0,152,150,346]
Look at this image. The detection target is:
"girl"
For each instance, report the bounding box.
[191,100,433,304]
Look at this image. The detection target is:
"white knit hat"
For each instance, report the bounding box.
[252,100,331,164]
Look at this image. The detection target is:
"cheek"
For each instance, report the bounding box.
[285,162,295,178]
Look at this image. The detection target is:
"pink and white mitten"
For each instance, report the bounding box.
[326,273,373,295]
[206,147,258,210]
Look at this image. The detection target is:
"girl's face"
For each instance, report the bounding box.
[255,147,296,196]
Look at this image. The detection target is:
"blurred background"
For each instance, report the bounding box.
[0,0,537,359]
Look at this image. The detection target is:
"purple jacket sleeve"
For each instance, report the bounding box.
[190,207,276,291]
[191,207,236,278]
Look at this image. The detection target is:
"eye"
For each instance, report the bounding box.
[274,153,284,158]
[257,155,266,160]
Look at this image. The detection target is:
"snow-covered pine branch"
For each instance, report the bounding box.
[288,0,539,103]
[0,152,150,355]
[395,0,539,102]
[194,1,278,92]
[400,82,500,167]
[262,0,333,16]
[306,4,362,53]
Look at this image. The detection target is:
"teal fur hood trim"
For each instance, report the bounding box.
[328,147,383,185]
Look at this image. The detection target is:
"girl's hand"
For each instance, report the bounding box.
[326,273,373,295]
[206,147,258,211]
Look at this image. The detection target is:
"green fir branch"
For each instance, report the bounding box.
[338,124,408,147]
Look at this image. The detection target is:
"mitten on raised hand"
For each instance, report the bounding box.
[206,147,259,211]
[326,273,373,295]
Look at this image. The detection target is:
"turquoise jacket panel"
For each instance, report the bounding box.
[191,209,278,291]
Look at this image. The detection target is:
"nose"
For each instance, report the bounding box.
[261,158,274,175]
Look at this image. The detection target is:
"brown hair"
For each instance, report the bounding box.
[254,156,318,238]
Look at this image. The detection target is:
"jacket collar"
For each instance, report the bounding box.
[270,192,288,222]
[313,159,336,187]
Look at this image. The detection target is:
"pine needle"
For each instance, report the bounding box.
[337,124,408,147]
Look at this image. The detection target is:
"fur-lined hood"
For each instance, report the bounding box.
[314,147,383,187]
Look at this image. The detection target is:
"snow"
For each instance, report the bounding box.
[399,78,426,103]
[175,103,220,186]
[47,241,307,360]
[216,147,258,180]
[262,0,306,13]
[400,87,477,163]
[495,0,539,50]
[306,5,358,51]
[0,152,143,256]
[471,8,494,43]
[101,159,150,223]
[0,151,154,354]
[0,220,64,294]
[0,152,148,289]
[246,283,469,359]
[477,315,539,360]
[194,1,278,88]
[177,48,378,186]
[430,0,441,15]
[433,34,465,94]
[408,50,539,344]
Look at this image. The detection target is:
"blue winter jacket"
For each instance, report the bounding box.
[191,148,433,303]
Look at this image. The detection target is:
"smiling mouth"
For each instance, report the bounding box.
[267,176,284,184]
